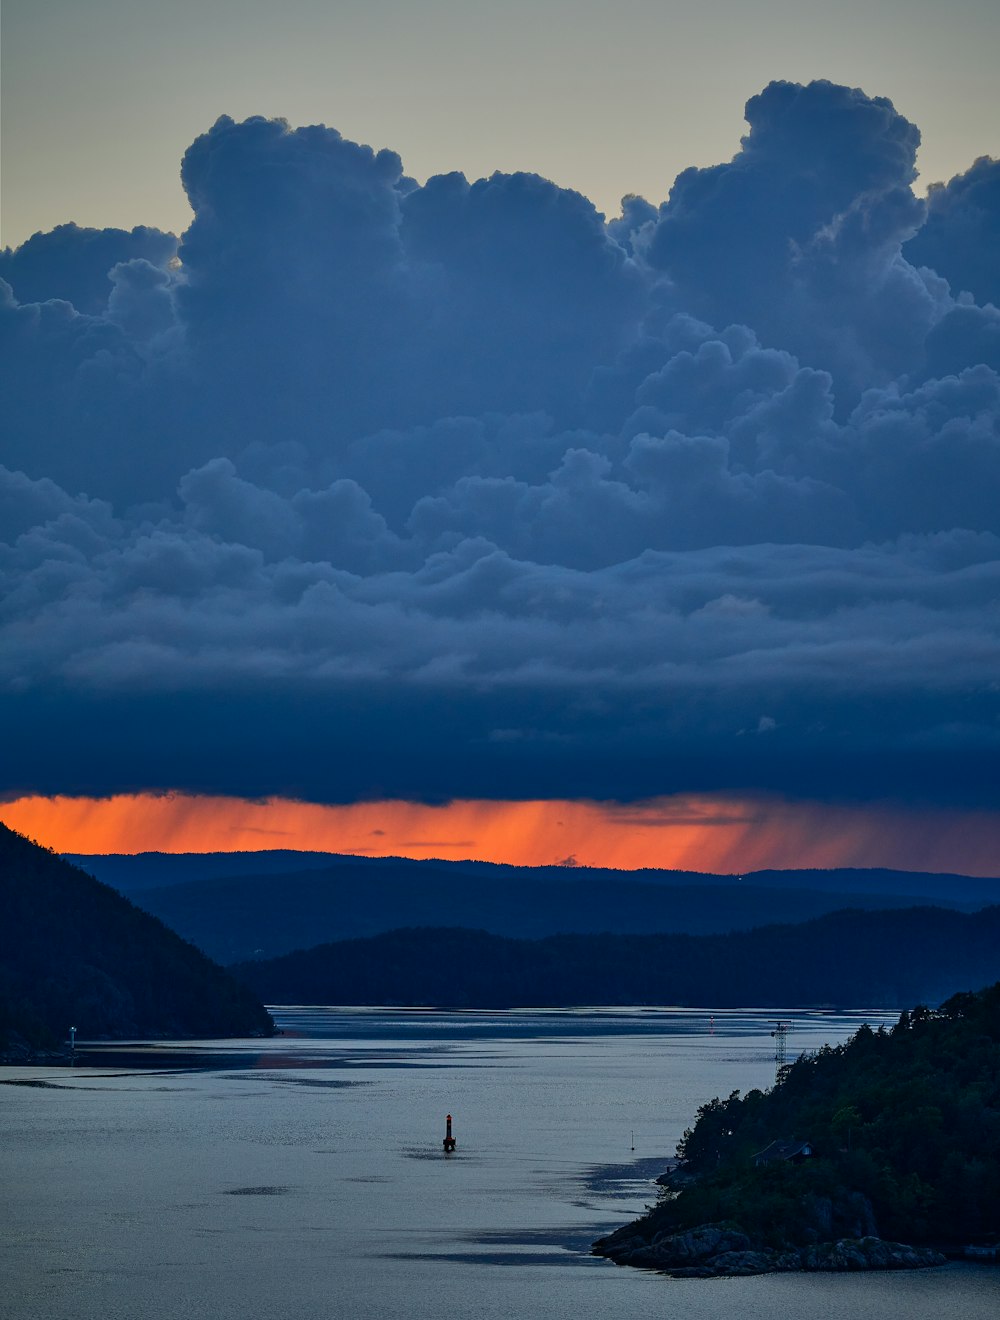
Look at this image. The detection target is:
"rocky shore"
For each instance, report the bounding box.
[592,1220,946,1277]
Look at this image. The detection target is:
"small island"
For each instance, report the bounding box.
[594,982,1000,1276]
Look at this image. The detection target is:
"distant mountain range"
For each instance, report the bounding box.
[1,826,273,1058]
[69,850,1000,902]
[67,851,999,964]
[0,841,991,1028]
[230,907,1000,1010]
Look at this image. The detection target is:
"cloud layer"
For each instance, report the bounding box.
[2,80,999,810]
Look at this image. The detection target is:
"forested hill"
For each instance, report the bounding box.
[595,981,1000,1269]
[0,825,274,1058]
[70,852,1000,908]
[90,864,985,964]
[230,906,1000,1009]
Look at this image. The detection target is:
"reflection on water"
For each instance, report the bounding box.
[2,1007,998,1320]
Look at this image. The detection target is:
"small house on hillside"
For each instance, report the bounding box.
[752,1139,814,1167]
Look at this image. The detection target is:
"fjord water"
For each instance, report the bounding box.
[3,1008,997,1320]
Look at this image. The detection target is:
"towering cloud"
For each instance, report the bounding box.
[2,81,998,813]
[642,80,941,395]
[905,155,1000,308]
[0,222,177,315]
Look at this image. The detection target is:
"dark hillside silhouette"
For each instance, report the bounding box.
[0,824,273,1057]
[86,859,985,963]
[231,906,1000,1009]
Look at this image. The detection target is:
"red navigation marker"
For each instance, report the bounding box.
[443,1113,456,1152]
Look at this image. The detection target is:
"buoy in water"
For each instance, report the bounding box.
[443,1113,456,1152]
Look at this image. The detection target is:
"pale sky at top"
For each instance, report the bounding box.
[2,0,998,249]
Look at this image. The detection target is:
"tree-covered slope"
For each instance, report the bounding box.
[595,982,1000,1272]
[230,907,1000,1009]
[111,867,966,964]
[71,851,992,964]
[0,824,274,1056]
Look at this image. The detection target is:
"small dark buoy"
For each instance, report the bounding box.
[443,1113,456,1152]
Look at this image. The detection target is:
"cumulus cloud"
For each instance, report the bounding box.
[0,222,177,315]
[905,155,1000,307]
[640,80,948,397]
[1,81,999,811]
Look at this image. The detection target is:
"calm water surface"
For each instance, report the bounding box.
[2,1006,997,1319]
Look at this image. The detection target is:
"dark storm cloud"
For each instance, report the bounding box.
[641,80,944,398]
[399,169,643,417]
[0,222,177,315]
[2,83,999,808]
[905,155,1000,308]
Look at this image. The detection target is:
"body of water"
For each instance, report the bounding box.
[2,1006,997,1318]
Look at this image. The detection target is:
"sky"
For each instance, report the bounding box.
[5,0,1000,249]
[2,1,1000,869]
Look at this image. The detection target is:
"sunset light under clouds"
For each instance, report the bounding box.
[3,793,998,877]
[4,50,1000,885]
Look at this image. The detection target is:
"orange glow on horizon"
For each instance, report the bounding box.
[1,791,998,878]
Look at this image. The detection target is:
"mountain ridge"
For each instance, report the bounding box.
[229,906,1000,1010]
[62,852,997,964]
[67,850,1000,902]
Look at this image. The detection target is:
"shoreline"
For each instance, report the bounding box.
[592,1220,948,1277]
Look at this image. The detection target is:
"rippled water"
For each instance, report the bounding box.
[2,1007,997,1319]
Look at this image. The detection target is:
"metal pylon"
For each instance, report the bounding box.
[771,1020,789,1081]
